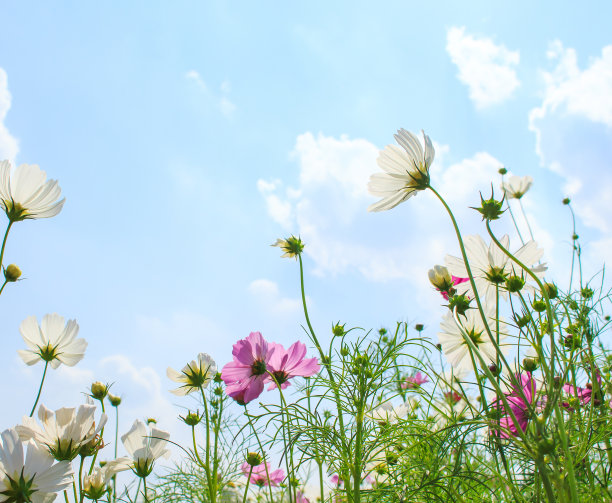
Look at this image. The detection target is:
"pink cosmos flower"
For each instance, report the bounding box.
[563,370,603,409]
[330,474,343,486]
[400,372,429,390]
[267,341,320,390]
[492,373,536,439]
[241,461,285,487]
[440,276,469,300]
[222,332,275,404]
[296,491,311,503]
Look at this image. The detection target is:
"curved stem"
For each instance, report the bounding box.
[518,198,535,242]
[30,360,49,417]
[0,279,8,296]
[0,221,13,273]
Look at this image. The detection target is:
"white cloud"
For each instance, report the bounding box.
[0,68,18,162]
[186,70,236,118]
[446,26,520,109]
[529,42,612,235]
[248,278,302,315]
[257,131,515,284]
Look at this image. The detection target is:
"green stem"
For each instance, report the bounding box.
[242,466,253,503]
[113,405,119,502]
[244,407,274,503]
[142,476,148,503]
[0,220,13,272]
[78,456,85,503]
[518,198,535,242]
[201,387,216,502]
[88,400,105,475]
[30,360,49,417]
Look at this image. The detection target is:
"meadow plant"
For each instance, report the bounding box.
[1,126,611,503]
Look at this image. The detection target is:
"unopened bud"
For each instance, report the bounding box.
[562,197,571,205]
[505,275,525,293]
[488,363,500,376]
[4,264,21,282]
[332,323,345,337]
[146,418,157,425]
[543,283,558,300]
[246,452,263,467]
[90,381,109,400]
[532,300,547,313]
[472,189,504,221]
[180,411,203,426]
[108,393,122,407]
[523,358,538,372]
[415,324,424,332]
[428,265,453,292]
[498,167,508,175]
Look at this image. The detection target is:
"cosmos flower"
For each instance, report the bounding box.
[0,428,73,503]
[438,307,506,372]
[17,314,87,369]
[16,404,107,462]
[121,420,170,478]
[501,175,533,200]
[81,458,131,500]
[367,400,417,426]
[367,129,434,212]
[167,353,217,396]
[563,369,603,409]
[271,236,304,259]
[400,372,429,390]
[221,332,275,404]
[0,161,65,222]
[491,373,536,438]
[241,461,285,487]
[445,235,546,304]
[267,341,320,390]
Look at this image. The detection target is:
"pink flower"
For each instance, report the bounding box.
[492,373,536,438]
[296,491,311,503]
[222,332,275,404]
[241,461,285,487]
[400,372,429,390]
[267,341,320,390]
[563,370,603,409]
[330,474,343,486]
[440,276,469,300]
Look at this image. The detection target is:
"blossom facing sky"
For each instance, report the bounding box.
[121,419,170,478]
[501,175,533,200]
[445,235,547,303]
[17,314,87,369]
[267,341,320,390]
[0,428,73,503]
[367,129,434,212]
[16,404,107,462]
[438,307,505,372]
[0,161,65,222]
[166,352,217,396]
[81,458,131,500]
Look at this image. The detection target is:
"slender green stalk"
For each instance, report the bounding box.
[244,407,274,503]
[0,221,13,272]
[78,456,85,503]
[0,279,8,296]
[271,376,295,503]
[242,466,253,503]
[30,361,49,417]
[567,203,578,291]
[88,400,105,476]
[72,481,79,503]
[113,404,119,502]
[201,387,216,502]
[518,198,535,242]
[142,476,148,503]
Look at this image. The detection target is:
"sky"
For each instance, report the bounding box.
[1,0,612,474]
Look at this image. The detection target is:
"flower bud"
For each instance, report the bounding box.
[415,323,424,332]
[90,381,109,400]
[581,288,593,299]
[447,294,471,316]
[146,418,157,425]
[515,314,530,328]
[523,358,538,372]
[532,300,547,313]
[572,233,579,240]
[428,265,454,292]
[340,346,349,357]
[213,386,223,396]
[180,410,203,426]
[505,275,525,293]
[498,167,508,175]
[543,282,558,300]
[488,363,500,376]
[108,393,122,407]
[213,372,223,383]
[378,327,387,336]
[472,190,505,221]
[246,452,263,467]
[4,264,21,282]
[332,323,345,337]
[562,197,571,205]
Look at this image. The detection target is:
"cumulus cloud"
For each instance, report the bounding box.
[446,26,520,109]
[529,42,612,242]
[186,70,236,117]
[257,131,515,286]
[0,68,19,162]
[248,278,302,315]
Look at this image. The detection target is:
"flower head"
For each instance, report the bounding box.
[400,372,429,390]
[16,404,107,462]
[0,428,73,503]
[367,129,434,212]
[0,161,65,222]
[221,332,275,404]
[267,341,320,390]
[82,458,131,500]
[272,236,304,259]
[241,461,285,487]
[491,373,536,438]
[121,420,170,478]
[167,353,217,396]
[501,175,533,200]
[445,235,546,304]
[367,401,414,426]
[17,314,87,369]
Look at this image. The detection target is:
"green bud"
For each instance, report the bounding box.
[213,386,223,396]
[532,300,547,312]
[213,372,223,383]
[181,410,203,426]
[581,288,594,299]
[488,363,500,376]
[332,323,345,337]
[146,418,157,425]
[472,189,505,221]
[542,282,558,299]
[447,294,471,316]
[505,275,525,293]
[515,314,531,328]
[378,327,387,336]
[340,346,349,357]
[108,393,122,407]
[4,264,21,282]
[562,197,570,205]
[246,452,263,466]
[523,358,538,372]
[498,167,508,175]
[90,381,109,400]
[415,323,424,332]
[572,233,579,241]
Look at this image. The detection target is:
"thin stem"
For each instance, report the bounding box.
[244,407,274,503]
[201,387,216,502]
[88,399,105,475]
[242,466,253,503]
[0,220,13,272]
[113,405,119,502]
[518,198,535,242]
[142,476,148,503]
[507,202,525,245]
[30,361,49,417]
[567,203,577,292]
[78,456,85,503]
[0,279,8,296]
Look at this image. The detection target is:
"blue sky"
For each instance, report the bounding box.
[1,0,611,464]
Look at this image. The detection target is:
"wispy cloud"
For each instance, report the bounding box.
[0,68,19,162]
[446,27,520,109]
[247,279,302,315]
[186,70,236,118]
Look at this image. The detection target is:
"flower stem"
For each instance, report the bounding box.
[201,387,216,503]
[518,198,535,242]
[242,466,253,503]
[30,360,49,417]
[244,407,274,503]
[0,220,13,273]
[113,405,119,502]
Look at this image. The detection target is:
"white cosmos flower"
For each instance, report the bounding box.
[445,234,547,304]
[82,458,131,500]
[166,353,217,396]
[367,129,434,212]
[367,400,416,425]
[121,420,170,478]
[16,404,107,462]
[0,428,73,503]
[501,175,533,200]
[438,307,506,373]
[0,161,65,222]
[17,314,87,369]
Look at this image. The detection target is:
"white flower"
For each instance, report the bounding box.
[367,400,413,425]
[430,394,473,431]
[17,314,87,369]
[445,234,547,304]
[166,353,217,396]
[121,420,170,478]
[82,458,131,500]
[367,129,434,212]
[438,307,506,372]
[0,161,65,222]
[16,404,107,462]
[501,175,533,200]
[0,428,73,503]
